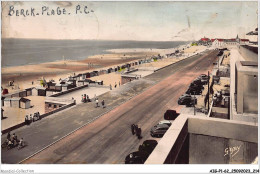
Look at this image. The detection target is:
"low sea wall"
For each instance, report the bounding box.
[49,84,89,97]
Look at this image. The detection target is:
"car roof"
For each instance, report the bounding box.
[155,124,169,128]
[142,140,158,144]
[159,120,171,124]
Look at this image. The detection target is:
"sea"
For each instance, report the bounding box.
[1,38,189,67]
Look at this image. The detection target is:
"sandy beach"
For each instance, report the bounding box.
[1,50,159,92]
[1,43,204,94]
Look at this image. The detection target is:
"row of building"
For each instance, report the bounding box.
[197,35,250,47]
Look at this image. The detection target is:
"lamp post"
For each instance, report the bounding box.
[208,71,210,113]
[193,92,196,115]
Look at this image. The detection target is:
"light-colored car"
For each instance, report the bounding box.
[158,120,172,127]
[150,124,170,137]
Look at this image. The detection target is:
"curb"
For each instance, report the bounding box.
[154,51,207,73]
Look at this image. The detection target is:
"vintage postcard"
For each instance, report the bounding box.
[1,1,258,173]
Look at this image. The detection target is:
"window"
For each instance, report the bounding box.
[54,105,57,108]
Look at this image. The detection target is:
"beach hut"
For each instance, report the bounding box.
[46,81,56,89]
[32,88,38,96]
[83,72,91,79]
[68,79,76,86]
[61,84,69,91]
[4,98,11,107]
[25,88,32,96]
[11,92,20,98]
[93,71,99,76]
[55,84,62,91]
[20,98,31,109]
[38,87,47,96]
[19,90,27,98]
[10,97,21,108]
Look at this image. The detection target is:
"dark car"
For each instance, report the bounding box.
[125,151,148,164]
[138,140,158,155]
[164,110,180,120]
[178,94,197,105]
[150,124,170,137]
[192,78,204,85]
[186,88,202,95]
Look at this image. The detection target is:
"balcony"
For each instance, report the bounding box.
[145,115,258,164]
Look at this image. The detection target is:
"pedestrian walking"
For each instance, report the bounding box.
[7,132,11,140]
[137,127,142,139]
[114,82,117,88]
[95,98,99,108]
[131,124,135,135]
[101,100,105,108]
[135,124,138,133]
[119,81,120,86]
[25,115,29,125]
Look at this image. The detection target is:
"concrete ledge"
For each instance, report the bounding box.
[1,102,75,134]
[49,84,89,97]
[146,115,258,164]
[2,122,25,134]
[124,69,139,74]
[145,114,189,164]
[238,45,258,62]
[188,117,258,143]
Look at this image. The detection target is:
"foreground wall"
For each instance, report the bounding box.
[189,134,257,164]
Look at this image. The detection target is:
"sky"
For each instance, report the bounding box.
[1,1,258,41]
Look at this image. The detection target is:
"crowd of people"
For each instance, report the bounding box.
[2,132,25,150]
[81,94,106,109]
[25,112,41,125]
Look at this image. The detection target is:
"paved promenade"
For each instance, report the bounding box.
[1,49,217,163]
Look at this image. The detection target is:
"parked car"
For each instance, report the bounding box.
[158,120,172,127]
[189,82,204,88]
[125,151,148,164]
[198,74,209,84]
[192,78,204,85]
[138,140,158,155]
[178,94,197,105]
[186,88,202,95]
[150,124,170,137]
[164,110,180,120]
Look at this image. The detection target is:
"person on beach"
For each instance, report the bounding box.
[101,100,105,108]
[95,98,99,108]
[32,81,34,85]
[114,82,117,88]
[110,84,112,90]
[119,81,120,86]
